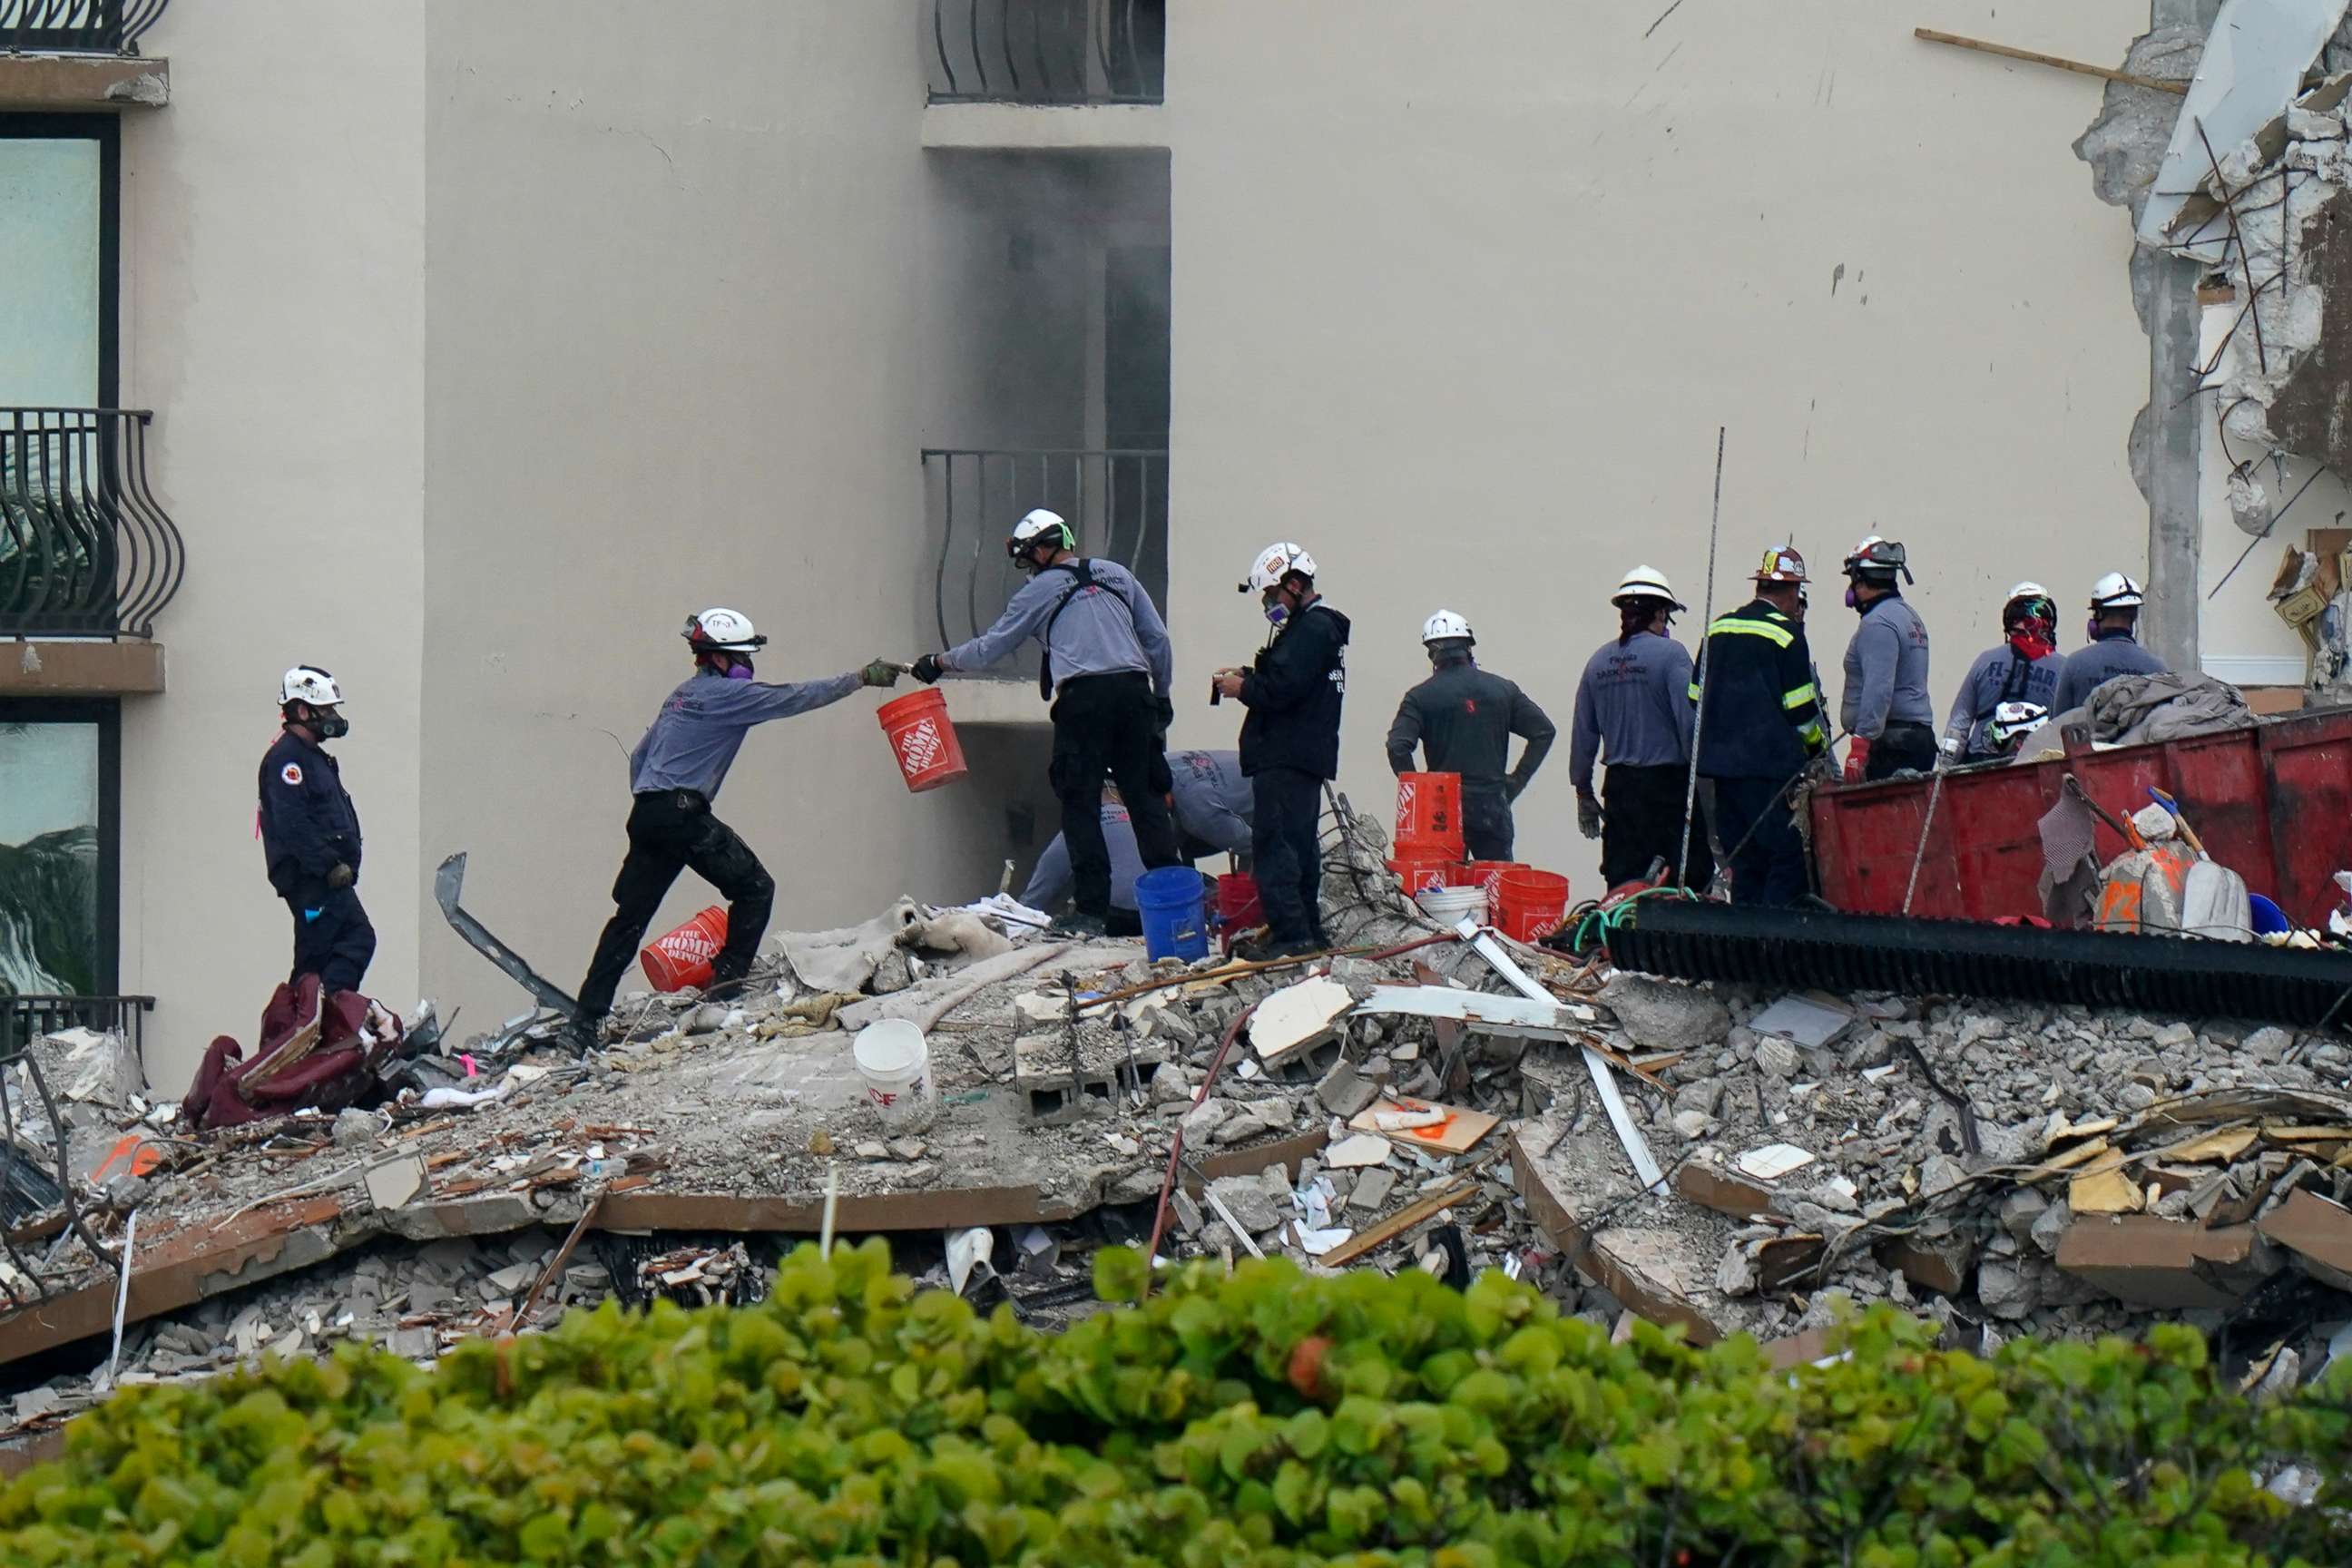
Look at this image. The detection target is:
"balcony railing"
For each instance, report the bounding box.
[925,447,1169,686]
[929,0,1164,105]
[1,0,168,54]
[3,994,152,1079]
[0,409,184,639]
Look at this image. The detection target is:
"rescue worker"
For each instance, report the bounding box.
[1692,547,1828,906]
[1569,567,1712,888]
[1385,610,1555,861]
[1019,750,1255,924]
[2052,572,2167,712]
[260,666,375,995]
[1941,583,2063,763]
[911,509,1181,938]
[1838,537,1935,780]
[569,612,900,1049]
[1212,544,1349,959]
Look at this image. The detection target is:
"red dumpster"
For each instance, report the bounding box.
[1808,705,2352,930]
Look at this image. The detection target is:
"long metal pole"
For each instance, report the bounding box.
[1677,427,1726,889]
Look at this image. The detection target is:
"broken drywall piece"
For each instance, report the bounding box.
[1348,1095,1498,1155]
[1249,977,1353,1066]
[2135,0,2352,254]
[1749,995,1853,1051]
[1325,1132,1395,1169]
[1736,1143,1818,1182]
[1354,985,1586,1038]
[363,1155,426,1211]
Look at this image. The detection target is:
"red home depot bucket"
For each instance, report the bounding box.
[1494,868,1570,942]
[1395,771,1465,855]
[877,689,968,792]
[1214,871,1264,936]
[1387,849,1466,897]
[1464,860,1524,921]
[641,906,727,992]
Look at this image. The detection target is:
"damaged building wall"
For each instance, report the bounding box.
[111,1,429,1088]
[1161,0,2152,906]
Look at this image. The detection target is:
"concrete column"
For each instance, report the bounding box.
[2143,0,2221,671]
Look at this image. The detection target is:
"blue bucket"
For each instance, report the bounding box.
[2249,892,2291,936]
[1135,866,1210,962]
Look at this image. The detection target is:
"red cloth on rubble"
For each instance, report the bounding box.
[181,974,403,1132]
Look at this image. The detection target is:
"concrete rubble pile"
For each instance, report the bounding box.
[7,803,2352,1441]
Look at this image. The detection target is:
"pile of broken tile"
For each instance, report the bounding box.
[10,812,2352,1441]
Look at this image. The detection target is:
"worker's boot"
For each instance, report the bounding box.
[1054,911,1110,940]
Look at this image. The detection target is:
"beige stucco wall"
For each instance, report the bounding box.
[418,2,1038,1038]
[1160,0,2154,897]
[117,0,426,1090]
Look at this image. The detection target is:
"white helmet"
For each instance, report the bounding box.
[1240,542,1318,593]
[682,608,766,652]
[280,666,344,708]
[1611,565,1686,612]
[2005,581,2052,603]
[1422,609,1474,644]
[1006,508,1074,558]
[2089,572,2144,611]
[1988,700,2050,751]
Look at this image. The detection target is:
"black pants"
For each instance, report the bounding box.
[1050,671,1181,916]
[1712,773,1807,907]
[1251,766,1326,947]
[1866,720,1937,780]
[285,886,376,995]
[575,789,774,1022]
[1602,763,1715,890]
[1462,786,1514,863]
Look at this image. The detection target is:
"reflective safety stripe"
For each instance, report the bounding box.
[1686,681,1703,701]
[1798,720,1827,750]
[1782,683,1818,710]
[1706,615,1793,648]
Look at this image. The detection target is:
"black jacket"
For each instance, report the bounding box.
[1692,598,1828,782]
[1239,602,1350,779]
[259,730,363,899]
[1386,657,1555,798]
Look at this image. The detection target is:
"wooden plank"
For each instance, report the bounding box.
[1348,1095,1499,1155]
[1318,1179,1478,1269]
[1913,27,2186,94]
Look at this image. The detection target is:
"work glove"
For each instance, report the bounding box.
[911,653,945,685]
[1937,732,1962,763]
[1575,793,1602,840]
[1843,737,1872,784]
[327,863,356,890]
[860,659,901,689]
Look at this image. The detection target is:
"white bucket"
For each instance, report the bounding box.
[1416,884,1487,925]
[852,1019,936,1133]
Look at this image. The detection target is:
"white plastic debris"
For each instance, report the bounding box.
[1737,1143,1819,1182]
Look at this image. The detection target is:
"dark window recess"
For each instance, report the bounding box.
[930,0,1165,105]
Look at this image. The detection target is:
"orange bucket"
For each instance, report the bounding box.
[1464,859,1524,920]
[642,905,728,992]
[1494,867,1570,942]
[1394,771,1465,855]
[877,688,968,793]
[1387,849,1465,897]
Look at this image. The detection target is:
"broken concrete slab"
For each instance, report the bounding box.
[1325,1132,1394,1170]
[363,1155,426,1212]
[2054,1215,2277,1309]
[1315,1060,1382,1119]
[1596,974,1730,1053]
[1749,995,1853,1051]
[2256,1187,2352,1291]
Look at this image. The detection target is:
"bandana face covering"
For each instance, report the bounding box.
[2008,628,2055,662]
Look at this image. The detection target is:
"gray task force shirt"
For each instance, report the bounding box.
[1840,594,1934,740]
[942,557,1173,697]
[1568,631,1696,792]
[629,669,862,799]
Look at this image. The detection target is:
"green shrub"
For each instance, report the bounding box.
[2,1240,2347,1565]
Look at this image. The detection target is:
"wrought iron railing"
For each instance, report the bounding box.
[0,409,183,638]
[2,994,152,1078]
[924,447,1170,684]
[0,0,168,54]
[929,0,1164,105]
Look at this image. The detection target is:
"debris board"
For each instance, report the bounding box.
[2054,1216,2274,1309]
[1317,1179,1478,1268]
[1749,995,1853,1051]
[1248,978,1354,1067]
[2256,1188,2352,1292]
[1354,985,1583,1040]
[1348,1095,1498,1155]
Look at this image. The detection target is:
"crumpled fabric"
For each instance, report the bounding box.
[2087,671,2250,747]
[778,899,922,994]
[756,990,863,1038]
[181,975,405,1132]
[901,909,1015,962]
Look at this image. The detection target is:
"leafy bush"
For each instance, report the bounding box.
[3,1240,2347,1565]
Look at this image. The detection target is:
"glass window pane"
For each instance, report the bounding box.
[0,721,100,995]
[0,138,102,407]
